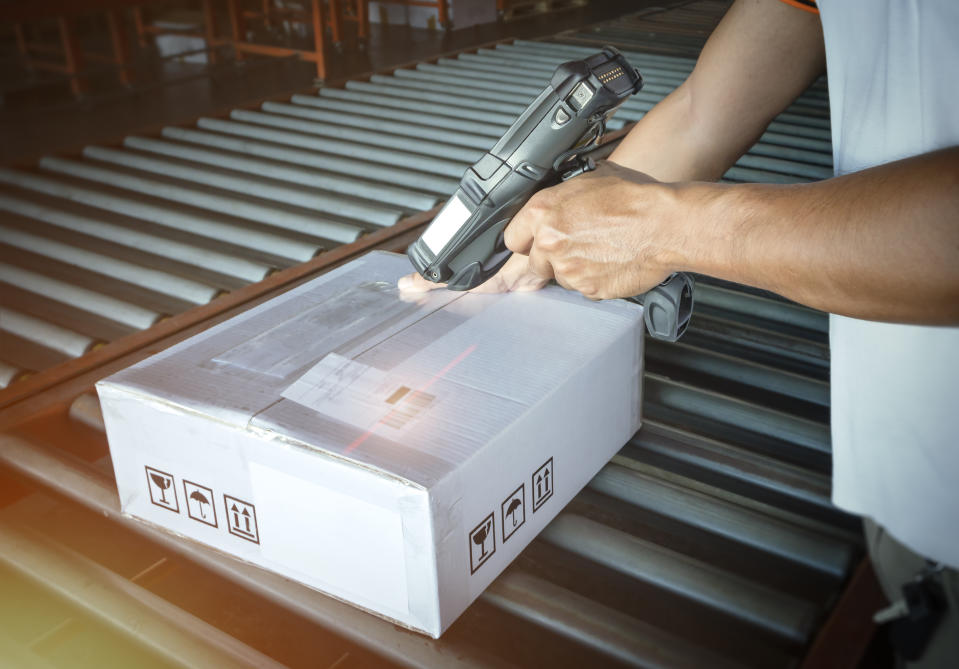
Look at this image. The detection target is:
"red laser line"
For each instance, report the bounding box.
[344,344,478,454]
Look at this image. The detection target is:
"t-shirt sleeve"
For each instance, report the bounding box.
[779,0,819,14]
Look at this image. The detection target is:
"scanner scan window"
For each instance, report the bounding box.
[422,194,472,254]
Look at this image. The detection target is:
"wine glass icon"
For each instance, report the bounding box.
[472,519,492,558]
[150,472,172,504]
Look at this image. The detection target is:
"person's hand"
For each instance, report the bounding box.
[504,160,683,300]
[397,251,549,294]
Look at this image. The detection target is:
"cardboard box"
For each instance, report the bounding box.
[98,251,643,637]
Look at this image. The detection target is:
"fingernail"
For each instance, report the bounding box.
[397,276,412,290]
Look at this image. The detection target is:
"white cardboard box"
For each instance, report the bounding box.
[98,251,644,637]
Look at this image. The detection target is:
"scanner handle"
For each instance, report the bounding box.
[629,273,695,342]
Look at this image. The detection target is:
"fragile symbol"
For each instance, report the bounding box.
[501,484,525,543]
[468,513,495,574]
[145,466,179,514]
[224,494,259,544]
[183,480,217,528]
[531,457,554,513]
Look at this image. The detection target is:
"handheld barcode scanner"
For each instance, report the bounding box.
[407,46,694,342]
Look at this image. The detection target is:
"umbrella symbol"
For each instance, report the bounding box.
[472,519,492,558]
[506,498,522,527]
[190,490,210,518]
[149,472,172,504]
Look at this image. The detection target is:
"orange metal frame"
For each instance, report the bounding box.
[12,12,131,96]
[5,0,215,97]
[225,0,371,81]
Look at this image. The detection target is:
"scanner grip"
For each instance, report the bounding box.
[630,273,695,342]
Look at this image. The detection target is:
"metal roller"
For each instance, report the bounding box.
[541,513,817,644]
[644,338,829,406]
[760,130,832,154]
[289,94,506,138]
[588,463,853,578]
[124,135,439,212]
[390,67,537,98]
[468,48,696,79]
[683,314,830,376]
[0,191,273,283]
[485,47,697,84]
[507,41,709,79]
[743,142,832,167]
[160,125,459,196]
[441,54,689,88]
[38,155,365,243]
[386,67,673,111]
[725,165,814,184]
[230,108,482,165]
[0,521,289,669]
[318,87,522,125]
[81,145,405,227]
[644,373,831,459]
[0,307,95,358]
[344,79,528,117]
[261,100,497,152]
[418,60,683,99]
[623,422,849,530]
[195,116,467,179]
[365,75,535,106]
[0,360,23,388]
[511,39,700,67]
[0,261,161,330]
[696,283,829,335]
[0,225,219,305]
[760,120,831,141]
[0,167,323,262]
[482,570,745,669]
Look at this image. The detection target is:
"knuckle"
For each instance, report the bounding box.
[538,225,571,253]
[527,189,555,211]
[579,282,599,299]
[538,230,562,252]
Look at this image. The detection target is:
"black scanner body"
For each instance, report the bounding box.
[407,47,643,290]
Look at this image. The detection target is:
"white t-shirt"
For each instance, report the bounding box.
[818,0,959,567]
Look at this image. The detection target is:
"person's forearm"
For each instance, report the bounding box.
[608,84,735,182]
[674,148,959,323]
[608,0,824,182]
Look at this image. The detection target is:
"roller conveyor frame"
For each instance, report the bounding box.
[0,3,887,667]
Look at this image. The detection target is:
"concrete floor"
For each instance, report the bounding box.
[0,0,656,165]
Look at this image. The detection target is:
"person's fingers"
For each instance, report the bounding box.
[503,207,534,255]
[526,245,554,281]
[397,272,445,293]
[504,254,549,291]
[512,274,550,291]
[465,253,541,294]
[469,277,506,294]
